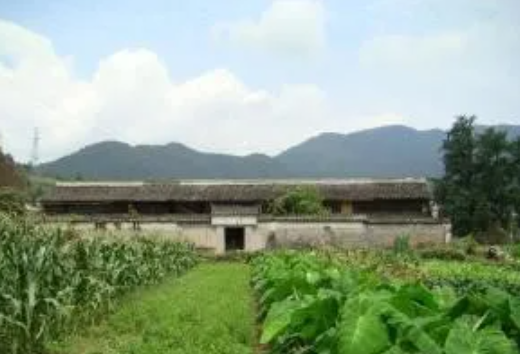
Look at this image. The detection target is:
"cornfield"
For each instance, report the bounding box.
[0,214,197,354]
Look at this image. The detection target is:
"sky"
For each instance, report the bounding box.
[0,0,519,163]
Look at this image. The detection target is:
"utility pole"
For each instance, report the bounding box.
[30,127,40,169]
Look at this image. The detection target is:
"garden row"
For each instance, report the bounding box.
[0,215,198,354]
[252,251,520,354]
[330,247,520,297]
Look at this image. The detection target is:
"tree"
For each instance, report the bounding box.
[0,150,25,188]
[435,115,477,236]
[0,188,26,215]
[0,150,28,214]
[509,137,520,235]
[269,186,328,215]
[472,128,511,231]
[436,116,520,241]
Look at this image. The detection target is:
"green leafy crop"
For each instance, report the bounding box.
[252,252,520,354]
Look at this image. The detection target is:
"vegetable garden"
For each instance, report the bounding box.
[2,213,520,353]
[252,250,520,354]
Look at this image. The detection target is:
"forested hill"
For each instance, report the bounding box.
[37,124,520,180]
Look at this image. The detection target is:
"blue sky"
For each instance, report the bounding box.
[1,0,519,162]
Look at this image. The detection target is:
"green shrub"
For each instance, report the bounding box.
[418,246,467,261]
[268,186,328,215]
[393,234,411,254]
[475,224,510,244]
[455,234,479,254]
[209,250,265,263]
[507,243,520,260]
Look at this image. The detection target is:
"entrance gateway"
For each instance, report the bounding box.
[211,204,259,253]
[225,227,245,251]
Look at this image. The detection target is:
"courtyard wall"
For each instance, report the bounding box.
[52,215,450,253]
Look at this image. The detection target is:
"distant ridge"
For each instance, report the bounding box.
[38,124,520,180]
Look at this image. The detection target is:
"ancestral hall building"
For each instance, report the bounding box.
[41,179,450,253]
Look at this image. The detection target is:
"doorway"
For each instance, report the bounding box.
[225,227,245,251]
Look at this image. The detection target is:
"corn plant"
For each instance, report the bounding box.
[0,214,197,354]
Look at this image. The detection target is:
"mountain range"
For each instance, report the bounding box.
[38,125,520,180]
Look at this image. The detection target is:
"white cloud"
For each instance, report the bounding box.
[0,19,337,162]
[212,0,326,56]
[0,20,96,161]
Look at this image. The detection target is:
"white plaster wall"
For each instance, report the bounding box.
[181,225,220,251]
[366,223,447,247]
[212,216,258,226]
[214,227,225,254]
[444,223,452,243]
[49,220,448,253]
[140,223,182,233]
[58,221,220,251]
[251,221,448,249]
[254,222,367,249]
[140,224,220,251]
[245,226,265,252]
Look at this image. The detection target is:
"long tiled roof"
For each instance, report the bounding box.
[41,179,431,203]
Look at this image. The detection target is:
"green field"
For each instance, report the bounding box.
[2,214,520,353]
[49,263,255,354]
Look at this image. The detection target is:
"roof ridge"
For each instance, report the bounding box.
[56,178,427,187]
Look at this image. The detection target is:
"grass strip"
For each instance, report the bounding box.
[49,262,255,354]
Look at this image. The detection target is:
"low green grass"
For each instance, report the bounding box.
[49,263,255,354]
